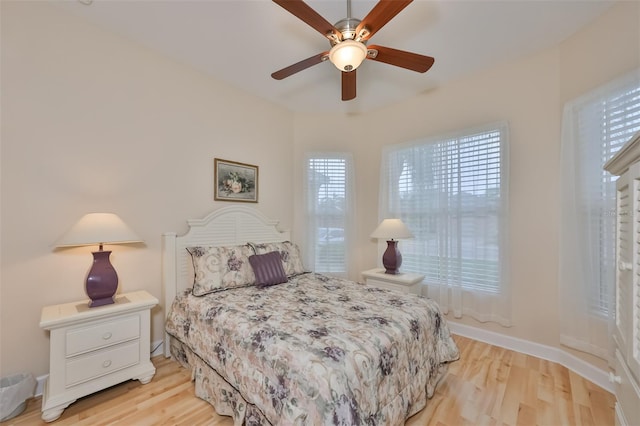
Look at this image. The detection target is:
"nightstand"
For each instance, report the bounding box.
[39,290,158,422]
[362,268,425,295]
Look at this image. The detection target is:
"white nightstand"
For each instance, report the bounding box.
[39,290,158,422]
[362,268,425,295]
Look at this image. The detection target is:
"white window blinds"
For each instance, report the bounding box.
[586,82,640,314]
[380,122,511,326]
[305,153,354,276]
[575,76,640,315]
[559,68,640,359]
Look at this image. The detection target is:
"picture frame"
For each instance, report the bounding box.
[214,158,259,203]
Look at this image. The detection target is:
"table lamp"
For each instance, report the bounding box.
[370,219,414,275]
[54,213,143,307]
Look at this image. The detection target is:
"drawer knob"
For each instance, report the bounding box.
[608,372,622,384]
[102,332,112,340]
[102,360,112,368]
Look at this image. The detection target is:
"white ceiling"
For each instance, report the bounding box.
[54,0,615,114]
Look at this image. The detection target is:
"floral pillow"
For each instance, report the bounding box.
[249,241,307,277]
[186,244,256,296]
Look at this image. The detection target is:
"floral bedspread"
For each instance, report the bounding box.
[165,273,459,425]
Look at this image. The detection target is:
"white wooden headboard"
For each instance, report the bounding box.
[161,205,290,356]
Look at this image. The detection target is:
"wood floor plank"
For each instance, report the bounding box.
[537,362,555,403]
[515,402,536,426]
[569,369,592,406]
[500,365,527,424]
[7,335,615,426]
[590,387,616,426]
[535,398,555,425]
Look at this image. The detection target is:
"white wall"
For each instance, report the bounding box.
[292,1,640,371]
[0,1,294,378]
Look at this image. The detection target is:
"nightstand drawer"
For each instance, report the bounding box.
[361,268,425,295]
[66,340,140,387]
[367,278,421,294]
[66,315,140,356]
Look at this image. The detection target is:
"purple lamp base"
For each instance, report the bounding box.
[382,240,402,274]
[86,250,118,307]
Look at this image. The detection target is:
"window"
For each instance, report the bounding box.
[559,68,640,359]
[586,84,640,314]
[380,123,510,325]
[305,153,354,276]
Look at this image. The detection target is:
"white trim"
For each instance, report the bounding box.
[615,402,628,426]
[448,322,614,393]
[604,130,640,176]
[35,374,47,398]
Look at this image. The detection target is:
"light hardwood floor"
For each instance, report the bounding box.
[6,335,615,426]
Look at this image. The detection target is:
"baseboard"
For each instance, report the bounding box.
[448,322,614,393]
[35,374,47,398]
[615,401,626,426]
[34,340,166,398]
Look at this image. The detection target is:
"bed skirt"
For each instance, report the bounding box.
[170,336,272,425]
[169,335,450,426]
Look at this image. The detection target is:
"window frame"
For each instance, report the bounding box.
[304,152,354,276]
[380,122,510,296]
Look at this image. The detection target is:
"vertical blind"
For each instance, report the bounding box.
[381,123,508,295]
[305,154,353,275]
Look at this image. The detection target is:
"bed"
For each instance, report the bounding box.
[162,206,459,425]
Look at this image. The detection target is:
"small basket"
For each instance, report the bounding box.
[0,373,36,421]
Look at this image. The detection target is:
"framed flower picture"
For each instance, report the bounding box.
[214,158,258,203]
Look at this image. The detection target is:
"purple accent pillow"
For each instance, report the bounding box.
[249,251,288,288]
[249,241,307,277]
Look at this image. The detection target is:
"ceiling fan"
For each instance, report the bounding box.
[271,0,434,101]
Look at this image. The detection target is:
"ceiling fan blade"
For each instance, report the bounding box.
[271,52,329,80]
[367,45,434,73]
[273,0,342,41]
[342,70,356,101]
[356,0,413,41]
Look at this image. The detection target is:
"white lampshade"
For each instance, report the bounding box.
[329,39,367,72]
[55,213,143,248]
[370,219,414,240]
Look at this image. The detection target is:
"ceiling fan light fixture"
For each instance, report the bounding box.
[329,39,367,72]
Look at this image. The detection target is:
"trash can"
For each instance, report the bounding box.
[0,373,36,421]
